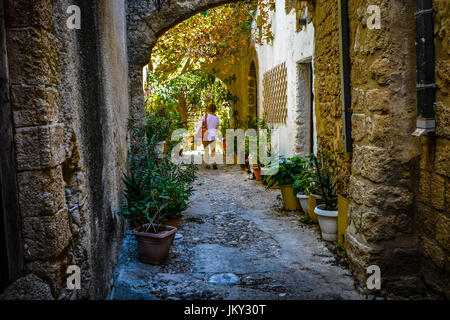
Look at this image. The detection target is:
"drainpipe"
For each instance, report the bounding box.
[412,0,436,136]
[338,0,353,152]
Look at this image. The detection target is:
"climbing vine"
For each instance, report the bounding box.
[151,0,275,79]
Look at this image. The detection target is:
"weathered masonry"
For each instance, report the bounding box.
[0,0,448,299]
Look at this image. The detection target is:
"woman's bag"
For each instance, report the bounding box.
[201,114,208,140]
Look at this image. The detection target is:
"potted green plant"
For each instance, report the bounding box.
[119,117,197,264]
[119,173,177,265]
[313,155,339,242]
[293,154,318,214]
[264,156,305,211]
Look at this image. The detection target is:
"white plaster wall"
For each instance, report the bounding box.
[254,1,315,157]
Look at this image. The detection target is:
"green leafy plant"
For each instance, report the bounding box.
[263,156,307,189]
[118,121,197,232]
[292,154,320,196]
[299,215,313,225]
[313,153,340,211]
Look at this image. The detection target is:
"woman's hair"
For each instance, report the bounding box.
[208,103,216,113]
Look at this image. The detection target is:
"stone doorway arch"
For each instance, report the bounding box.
[125,0,425,296]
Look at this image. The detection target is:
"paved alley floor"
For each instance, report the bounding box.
[110,166,364,300]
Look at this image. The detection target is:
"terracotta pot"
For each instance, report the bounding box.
[253,167,262,181]
[133,224,177,265]
[280,185,301,211]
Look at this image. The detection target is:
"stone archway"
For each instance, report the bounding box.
[126,0,242,125]
[125,0,428,296]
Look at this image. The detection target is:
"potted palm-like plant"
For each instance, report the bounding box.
[313,155,339,242]
[118,118,197,265]
[119,173,177,265]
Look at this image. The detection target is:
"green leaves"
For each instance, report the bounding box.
[151,1,274,79]
[118,116,198,229]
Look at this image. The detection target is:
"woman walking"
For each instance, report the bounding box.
[195,104,220,169]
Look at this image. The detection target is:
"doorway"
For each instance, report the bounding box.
[296,61,315,155]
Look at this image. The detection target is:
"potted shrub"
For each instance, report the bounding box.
[119,174,177,265]
[313,155,339,242]
[293,155,318,214]
[119,118,197,264]
[264,157,305,211]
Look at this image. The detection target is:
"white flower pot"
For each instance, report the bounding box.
[314,204,338,242]
[296,193,309,214]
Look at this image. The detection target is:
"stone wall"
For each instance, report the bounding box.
[345,0,423,297]
[310,0,352,194]
[415,0,449,298]
[1,0,129,299]
[311,0,449,297]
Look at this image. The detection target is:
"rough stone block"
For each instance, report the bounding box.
[11,84,59,128]
[435,101,450,138]
[423,237,446,269]
[352,58,369,85]
[360,211,411,242]
[436,213,450,252]
[367,114,392,146]
[434,138,450,178]
[418,170,432,204]
[353,145,393,183]
[0,274,53,300]
[370,58,392,86]
[417,201,437,239]
[366,88,390,113]
[5,0,52,29]
[6,27,59,86]
[430,173,446,210]
[419,136,435,171]
[25,258,68,297]
[349,176,413,212]
[351,113,366,142]
[351,87,365,113]
[22,207,71,261]
[17,166,65,217]
[15,124,66,170]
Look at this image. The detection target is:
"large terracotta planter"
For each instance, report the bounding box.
[133,224,177,265]
[314,204,338,242]
[280,185,300,211]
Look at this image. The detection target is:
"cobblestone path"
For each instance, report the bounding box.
[110,166,363,300]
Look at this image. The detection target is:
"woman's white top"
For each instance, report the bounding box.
[194,113,220,141]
